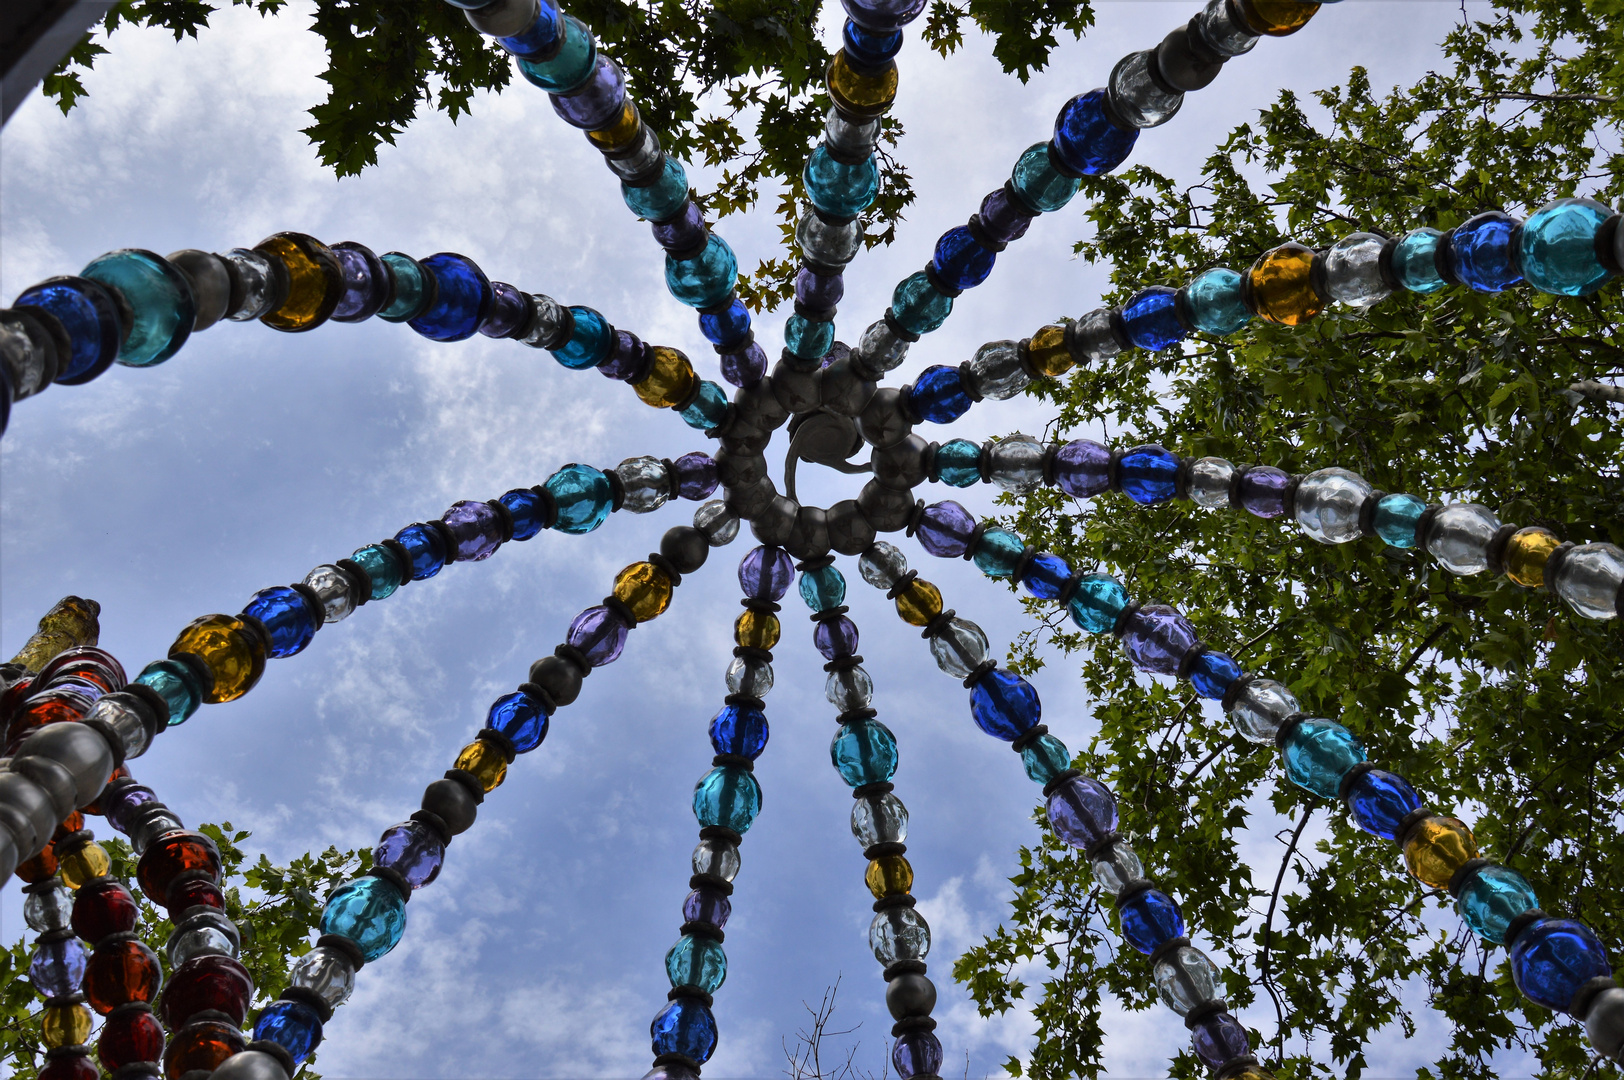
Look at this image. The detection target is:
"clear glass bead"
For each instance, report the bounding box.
[691,836,741,882]
[604,126,663,181]
[1191,0,1258,57]
[694,501,739,546]
[989,434,1045,492]
[826,665,874,711]
[1088,838,1143,895]
[966,341,1030,400]
[223,248,281,321]
[796,211,861,269]
[852,792,909,847]
[1108,50,1183,128]
[823,108,878,160]
[1294,467,1373,544]
[303,564,356,623]
[725,655,774,698]
[0,318,52,398]
[290,945,357,1008]
[1187,457,1234,508]
[167,910,241,968]
[1071,308,1122,364]
[521,294,570,349]
[1554,542,1624,620]
[1425,504,1502,575]
[24,883,73,932]
[859,541,909,588]
[85,694,151,759]
[855,319,910,373]
[869,906,931,963]
[1323,232,1391,307]
[1153,945,1222,1016]
[1230,678,1298,744]
[616,456,671,514]
[130,810,184,854]
[929,618,990,679]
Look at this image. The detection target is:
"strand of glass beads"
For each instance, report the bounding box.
[115,456,720,744]
[0,235,733,436]
[904,509,1624,1065]
[849,540,1270,1079]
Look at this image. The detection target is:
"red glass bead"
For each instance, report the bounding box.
[72,878,139,943]
[83,765,129,817]
[165,877,225,920]
[98,1007,165,1070]
[0,675,32,718]
[160,953,254,1028]
[15,845,59,882]
[85,939,163,1014]
[136,831,221,904]
[34,648,127,693]
[163,1019,245,1080]
[5,689,93,747]
[40,1052,99,1080]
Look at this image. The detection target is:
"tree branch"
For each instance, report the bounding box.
[1258,809,1315,1057]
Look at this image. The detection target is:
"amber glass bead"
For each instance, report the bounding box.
[159,954,254,1028]
[1504,527,1561,587]
[588,100,640,151]
[73,878,139,942]
[894,578,943,627]
[1249,242,1324,325]
[454,740,508,792]
[98,1006,165,1071]
[59,840,111,889]
[43,1051,100,1080]
[136,830,222,904]
[827,53,897,119]
[1236,0,1318,35]
[169,614,265,704]
[1228,1069,1277,1080]
[865,854,914,898]
[53,811,85,839]
[635,346,697,408]
[85,939,163,1014]
[254,232,343,332]
[162,1018,245,1080]
[1403,815,1479,891]
[1025,323,1074,379]
[10,596,100,673]
[41,1003,93,1048]
[83,766,128,817]
[15,845,59,882]
[613,562,674,622]
[735,609,781,650]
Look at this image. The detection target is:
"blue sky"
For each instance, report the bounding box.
[2,2,1520,1077]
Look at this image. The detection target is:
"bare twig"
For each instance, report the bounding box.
[1258,809,1315,1056]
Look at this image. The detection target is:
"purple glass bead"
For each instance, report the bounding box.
[721,341,768,387]
[892,1031,943,1079]
[815,615,860,660]
[373,821,445,889]
[738,546,795,601]
[442,500,504,562]
[652,201,707,254]
[567,605,631,666]
[549,57,626,129]
[1191,1012,1251,1069]
[978,188,1033,245]
[1045,774,1118,850]
[1054,439,1111,498]
[104,783,159,834]
[597,329,650,382]
[795,268,844,314]
[672,452,719,500]
[330,243,388,321]
[1122,604,1200,676]
[478,281,530,338]
[30,937,88,998]
[682,886,732,929]
[1238,465,1289,519]
[916,500,976,557]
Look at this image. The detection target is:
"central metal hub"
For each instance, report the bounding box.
[782,408,870,503]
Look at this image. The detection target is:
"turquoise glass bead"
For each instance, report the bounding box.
[623,158,691,222]
[1009,143,1080,214]
[81,249,196,367]
[799,565,847,611]
[546,463,614,534]
[666,235,738,309]
[1372,493,1426,549]
[1457,864,1539,944]
[1021,734,1072,785]
[693,766,762,832]
[1282,718,1366,799]
[935,439,981,487]
[971,527,1024,578]
[679,380,730,431]
[830,719,899,787]
[350,543,404,600]
[1520,197,1615,296]
[803,146,879,219]
[320,876,407,962]
[136,659,203,725]
[1179,268,1251,335]
[1391,228,1447,294]
[516,15,596,92]
[891,272,953,336]
[550,306,612,369]
[1068,574,1129,633]
[785,315,835,360]
[665,934,727,993]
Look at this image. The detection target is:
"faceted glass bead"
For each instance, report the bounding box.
[666,236,738,310]
[913,502,974,559]
[455,740,508,792]
[699,297,751,347]
[1021,734,1071,785]
[1236,0,1319,35]
[255,233,343,333]
[377,253,432,322]
[393,523,447,580]
[166,910,240,968]
[161,1017,244,1079]
[1108,50,1182,128]
[666,934,727,993]
[799,565,848,611]
[893,1030,943,1079]
[13,277,121,382]
[168,616,264,704]
[1229,678,1298,744]
[329,242,388,322]
[159,953,254,1028]
[804,146,880,219]
[81,249,195,366]
[735,609,781,650]
[1068,574,1129,634]
[546,463,614,534]
[221,247,284,321]
[550,305,613,369]
[1323,232,1391,307]
[1121,287,1184,351]
[683,886,732,928]
[41,1003,93,1048]
[679,380,729,431]
[971,527,1025,579]
[894,578,943,626]
[1447,211,1523,293]
[254,999,324,1065]
[692,836,741,882]
[1249,242,1323,325]
[709,704,769,759]
[27,882,75,932]
[692,766,762,833]
[59,840,111,888]
[1425,504,1501,574]
[797,212,861,270]
[852,792,909,847]
[1119,889,1185,955]
[1237,466,1289,518]
[932,226,997,292]
[1510,918,1611,1013]
[84,938,162,1014]
[443,499,504,561]
[1021,553,1071,600]
[350,543,404,600]
[136,830,222,903]
[866,854,913,898]
[549,56,626,129]
[1503,527,1561,588]
[515,14,593,88]
[650,998,718,1064]
[934,439,982,487]
[909,365,972,424]
[825,665,874,711]
[320,876,407,962]
[1089,839,1143,896]
[1282,718,1365,798]
[672,452,720,501]
[1345,768,1421,840]
[30,936,88,997]
[695,501,740,546]
[1122,605,1199,675]
[1402,815,1478,891]
[815,616,859,660]
[1189,650,1242,700]
[1295,467,1372,544]
[1047,774,1117,850]
[926,617,995,683]
[891,272,953,336]
[978,188,1034,245]
[302,564,356,623]
[1373,493,1426,548]
[588,100,641,153]
[1520,197,1614,296]
[1025,323,1073,378]
[726,654,774,698]
[375,821,445,888]
[99,1005,165,1071]
[1010,143,1080,213]
[1457,864,1538,944]
[163,878,225,919]
[1051,89,1138,175]
[859,542,909,588]
[1191,1012,1252,1070]
[614,562,674,622]
[289,946,355,1008]
[965,339,1029,400]
[1181,268,1251,334]
[826,52,898,117]
[869,906,931,963]
[830,719,899,787]
[969,668,1041,740]
[1054,439,1111,498]
[842,21,902,67]
[623,158,691,223]
[989,433,1045,492]
[1119,443,1179,503]
[1553,542,1624,619]
[635,346,697,408]
[1154,945,1221,1015]
[241,586,318,659]
[1392,228,1447,294]
[739,545,795,600]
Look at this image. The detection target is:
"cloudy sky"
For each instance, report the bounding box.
[2,2,1522,1077]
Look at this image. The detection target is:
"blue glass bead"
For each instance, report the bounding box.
[623,157,691,222]
[1520,197,1614,296]
[840,0,925,32]
[1021,733,1072,785]
[549,306,610,369]
[1179,269,1251,335]
[1391,228,1447,294]
[374,820,444,889]
[693,766,762,833]
[394,523,447,580]
[1050,89,1137,176]
[497,0,563,59]
[320,876,407,962]
[1446,211,1523,293]
[803,146,879,219]
[1282,718,1366,799]
[137,659,203,725]
[710,704,769,760]
[1510,918,1611,1013]
[700,298,752,347]
[29,937,87,997]
[666,235,738,309]
[665,934,727,993]
[970,527,1024,579]
[13,277,122,383]
[1189,650,1241,700]
[799,565,847,610]
[81,249,195,367]
[253,1000,323,1065]
[1457,864,1538,945]
[500,488,548,541]
[1344,768,1420,840]
[1119,888,1184,955]
[935,438,981,486]
[908,365,972,424]
[650,998,718,1063]
[930,226,996,291]
[842,20,903,67]
[815,615,859,660]
[893,1030,943,1079]
[969,668,1040,741]
[350,543,404,600]
[1021,552,1071,600]
[516,14,595,90]
[545,463,613,534]
[1120,287,1185,351]
[1373,493,1426,549]
[241,586,318,659]
[830,719,899,786]
[408,253,493,342]
[1067,574,1129,633]
[1046,774,1117,849]
[786,314,835,360]
[890,271,953,335]
[680,380,729,431]
[1118,443,1178,503]
[487,690,548,753]
[739,545,795,600]
[549,55,625,129]
[1009,143,1080,214]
